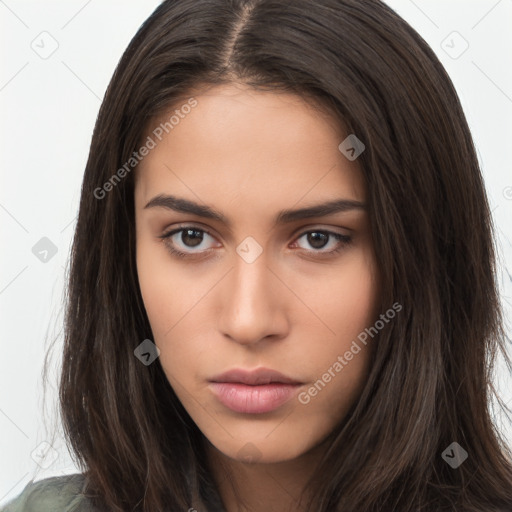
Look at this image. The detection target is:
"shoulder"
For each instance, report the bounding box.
[0,473,96,512]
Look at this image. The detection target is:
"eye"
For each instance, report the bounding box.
[292,230,352,256]
[159,226,219,258]
[158,226,352,259]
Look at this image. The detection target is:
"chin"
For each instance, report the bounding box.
[207,430,318,465]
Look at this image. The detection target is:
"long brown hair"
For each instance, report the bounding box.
[58,0,512,510]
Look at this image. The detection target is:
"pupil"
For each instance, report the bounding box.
[308,232,327,249]
[182,229,203,247]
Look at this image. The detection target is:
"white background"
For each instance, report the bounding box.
[1,0,511,505]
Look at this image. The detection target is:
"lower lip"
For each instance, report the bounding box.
[209,382,301,414]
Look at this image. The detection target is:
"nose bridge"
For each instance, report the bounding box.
[218,243,287,344]
[232,247,271,302]
[230,246,274,317]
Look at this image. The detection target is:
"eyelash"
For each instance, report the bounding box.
[158,225,352,260]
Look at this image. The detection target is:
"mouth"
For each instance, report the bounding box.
[208,368,303,414]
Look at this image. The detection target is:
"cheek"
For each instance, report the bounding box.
[135,236,214,385]
[136,232,179,354]
[136,226,203,335]
[293,246,379,352]
[136,239,174,336]
[331,257,379,341]
[290,249,379,413]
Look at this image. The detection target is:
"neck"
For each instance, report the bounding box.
[206,439,328,512]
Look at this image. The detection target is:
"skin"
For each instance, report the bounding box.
[135,83,380,512]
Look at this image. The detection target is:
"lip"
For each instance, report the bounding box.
[210,368,301,386]
[209,368,303,414]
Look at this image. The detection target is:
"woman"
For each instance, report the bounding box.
[3,0,512,510]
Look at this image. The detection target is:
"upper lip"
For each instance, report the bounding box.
[209,368,302,386]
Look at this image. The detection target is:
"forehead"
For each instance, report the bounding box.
[135,83,366,214]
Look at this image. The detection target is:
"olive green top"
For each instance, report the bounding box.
[1,472,226,511]
[0,474,96,512]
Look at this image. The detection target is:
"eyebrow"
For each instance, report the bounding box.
[144,194,366,227]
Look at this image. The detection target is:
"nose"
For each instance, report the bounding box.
[217,251,289,346]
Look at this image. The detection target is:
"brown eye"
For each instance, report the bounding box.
[179,228,205,247]
[159,226,218,258]
[293,230,352,255]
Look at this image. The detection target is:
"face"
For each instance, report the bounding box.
[135,83,380,464]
